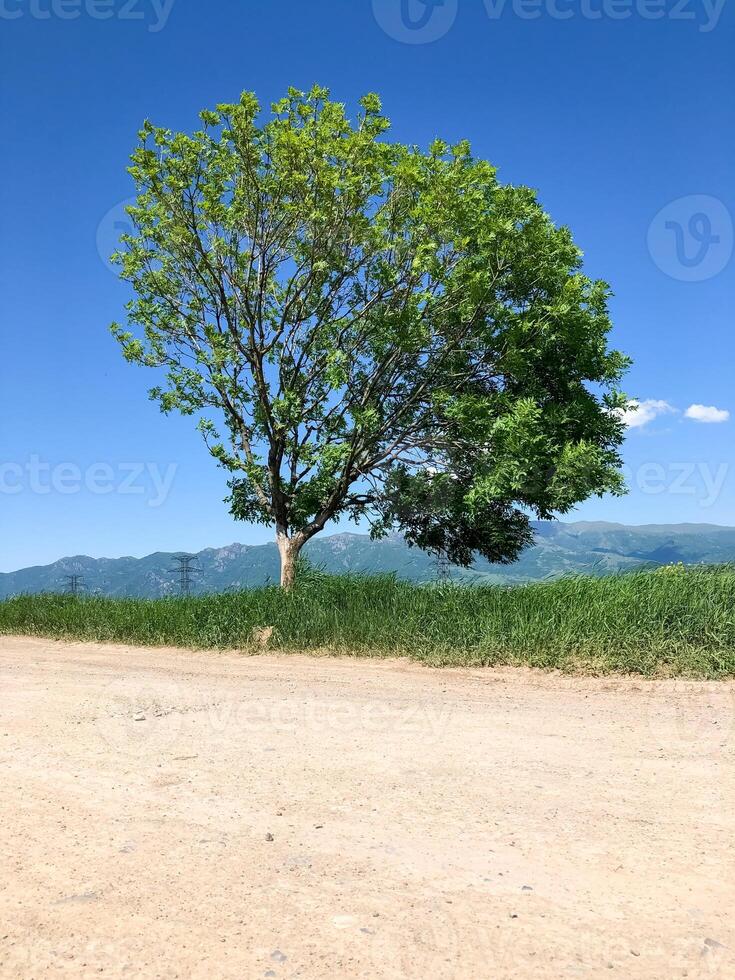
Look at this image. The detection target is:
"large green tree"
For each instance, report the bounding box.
[112,86,629,588]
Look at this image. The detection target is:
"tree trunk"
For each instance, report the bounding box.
[276,531,302,590]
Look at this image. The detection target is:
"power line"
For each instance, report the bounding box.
[170,554,198,596]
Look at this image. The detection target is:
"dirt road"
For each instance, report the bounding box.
[1,635,734,979]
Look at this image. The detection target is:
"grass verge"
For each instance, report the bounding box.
[1,566,734,677]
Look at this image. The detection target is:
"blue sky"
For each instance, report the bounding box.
[0,0,733,572]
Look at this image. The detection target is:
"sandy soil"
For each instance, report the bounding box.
[0,636,733,979]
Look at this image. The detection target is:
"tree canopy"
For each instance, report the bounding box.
[112,85,630,587]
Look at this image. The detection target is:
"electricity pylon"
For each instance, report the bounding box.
[63,574,85,596]
[170,554,198,596]
[433,553,452,583]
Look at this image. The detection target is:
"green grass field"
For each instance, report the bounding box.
[1,565,734,677]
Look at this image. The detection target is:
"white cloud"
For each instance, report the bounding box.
[684,404,730,424]
[617,399,677,430]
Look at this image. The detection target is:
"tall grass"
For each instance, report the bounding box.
[1,566,734,677]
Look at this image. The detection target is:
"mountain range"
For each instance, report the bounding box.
[2,522,735,599]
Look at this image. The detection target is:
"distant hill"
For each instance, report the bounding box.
[0,522,735,599]
[2,522,735,599]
